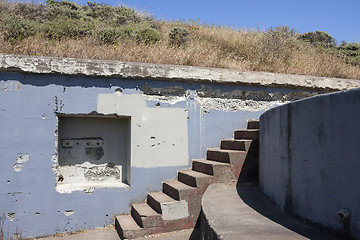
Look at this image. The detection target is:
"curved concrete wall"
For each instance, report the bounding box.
[259,88,360,239]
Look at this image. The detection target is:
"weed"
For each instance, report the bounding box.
[169,27,190,47]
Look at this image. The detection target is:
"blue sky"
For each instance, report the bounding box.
[27,0,360,43]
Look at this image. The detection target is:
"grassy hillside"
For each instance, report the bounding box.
[1,0,360,80]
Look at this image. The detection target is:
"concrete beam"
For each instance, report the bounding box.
[1,54,359,91]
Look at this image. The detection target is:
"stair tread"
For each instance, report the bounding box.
[208,148,245,153]
[148,191,176,203]
[221,139,253,142]
[163,179,195,190]
[132,203,160,217]
[115,214,141,231]
[178,169,213,178]
[234,129,259,132]
[192,159,230,166]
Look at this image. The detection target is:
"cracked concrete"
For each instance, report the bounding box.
[1,54,360,91]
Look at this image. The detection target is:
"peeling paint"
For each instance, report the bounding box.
[161,200,189,221]
[195,97,284,112]
[16,154,30,163]
[7,213,15,221]
[84,163,121,181]
[64,210,74,216]
[13,163,23,172]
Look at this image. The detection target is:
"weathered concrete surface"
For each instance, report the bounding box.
[200,183,334,240]
[1,54,359,91]
[35,226,120,240]
[0,71,270,238]
[35,227,198,240]
[260,88,360,239]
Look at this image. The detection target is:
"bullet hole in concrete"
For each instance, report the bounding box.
[151,144,155,147]
[115,88,123,93]
[42,114,46,119]
[63,87,66,92]
[151,136,156,139]
[137,144,140,147]
[155,102,161,107]
[187,117,190,119]
[158,142,160,145]
[57,211,61,213]
[35,212,41,216]
[172,144,175,146]
[106,214,108,217]
[7,180,10,183]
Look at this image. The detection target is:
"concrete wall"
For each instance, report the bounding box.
[260,88,360,239]
[0,54,357,238]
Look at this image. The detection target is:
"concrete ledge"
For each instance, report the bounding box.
[200,183,333,240]
[1,54,359,91]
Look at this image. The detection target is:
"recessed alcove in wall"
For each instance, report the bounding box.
[55,114,131,193]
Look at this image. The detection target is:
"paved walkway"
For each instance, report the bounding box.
[201,182,337,240]
[34,227,198,240]
[34,182,338,240]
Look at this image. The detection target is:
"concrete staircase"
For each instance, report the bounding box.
[115,119,260,239]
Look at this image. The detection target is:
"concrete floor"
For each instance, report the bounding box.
[33,227,199,240]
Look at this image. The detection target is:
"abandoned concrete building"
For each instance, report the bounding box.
[0,54,359,239]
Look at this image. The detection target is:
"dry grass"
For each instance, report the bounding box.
[0,0,359,79]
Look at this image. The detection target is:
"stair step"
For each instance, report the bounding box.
[192,159,230,176]
[247,119,260,129]
[207,148,245,163]
[131,203,162,228]
[221,139,253,151]
[147,191,177,214]
[163,180,195,201]
[234,129,259,140]
[115,214,141,239]
[178,169,212,187]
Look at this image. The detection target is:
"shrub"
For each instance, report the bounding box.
[299,31,336,47]
[0,14,38,42]
[97,27,123,44]
[133,27,162,44]
[338,42,360,66]
[168,27,190,46]
[44,16,95,39]
[115,6,142,25]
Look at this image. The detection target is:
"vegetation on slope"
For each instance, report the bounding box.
[0,0,360,79]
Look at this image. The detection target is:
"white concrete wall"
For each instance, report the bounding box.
[260,88,360,239]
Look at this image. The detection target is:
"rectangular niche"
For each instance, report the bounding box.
[55,114,130,193]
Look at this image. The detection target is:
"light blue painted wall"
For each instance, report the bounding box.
[0,71,292,238]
